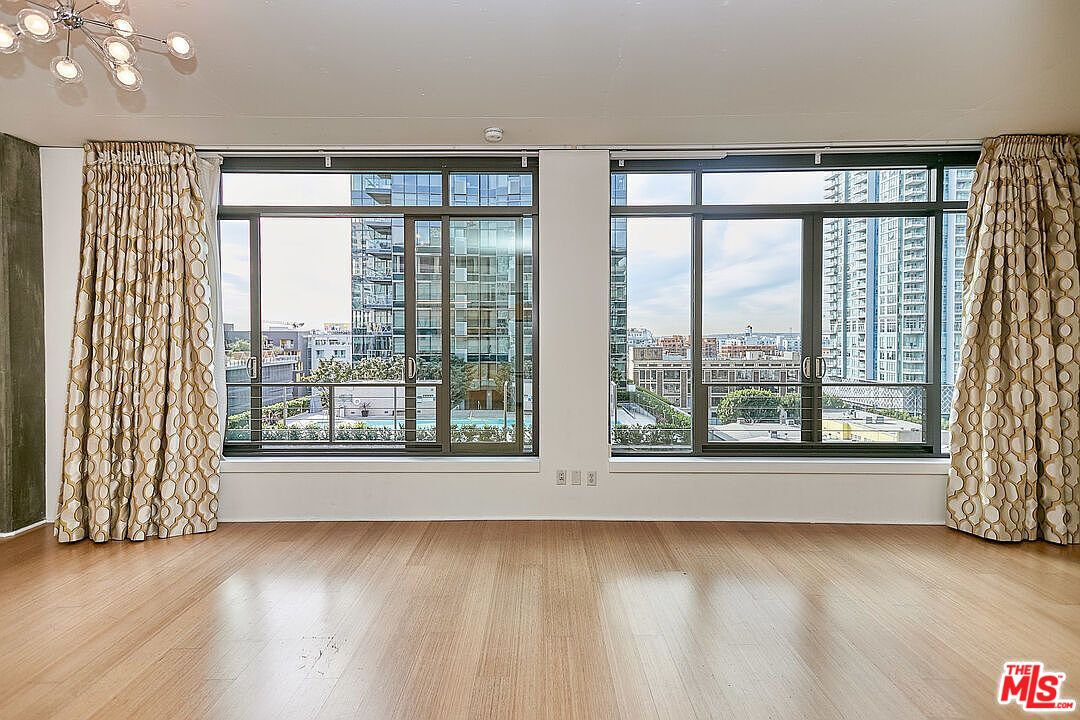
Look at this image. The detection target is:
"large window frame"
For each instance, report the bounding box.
[219,156,539,457]
[610,150,979,458]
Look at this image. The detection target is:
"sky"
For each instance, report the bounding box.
[221,170,828,335]
[623,172,821,336]
[220,174,352,330]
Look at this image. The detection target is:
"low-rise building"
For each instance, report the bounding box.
[309,329,352,370]
[628,345,801,410]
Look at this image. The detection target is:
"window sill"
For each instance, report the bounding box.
[608,456,949,475]
[221,456,541,475]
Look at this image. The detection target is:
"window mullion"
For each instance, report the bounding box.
[691,212,706,454]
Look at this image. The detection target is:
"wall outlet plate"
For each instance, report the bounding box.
[556,470,567,485]
[571,470,582,485]
[586,471,597,486]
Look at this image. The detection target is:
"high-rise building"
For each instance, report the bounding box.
[822,170,929,384]
[941,170,974,410]
[349,175,530,406]
[350,215,402,360]
[822,168,974,425]
[610,173,629,383]
[349,173,442,361]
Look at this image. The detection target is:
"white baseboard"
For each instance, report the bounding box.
[0,519,51,540]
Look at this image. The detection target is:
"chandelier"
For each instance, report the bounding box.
[0,1,193,91]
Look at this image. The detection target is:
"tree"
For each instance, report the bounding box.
[304,358,359,407]
[713,388,784,424]
[351,355,404,381]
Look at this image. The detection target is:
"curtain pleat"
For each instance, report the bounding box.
[947,134,1080,544]
[55,141,221,543]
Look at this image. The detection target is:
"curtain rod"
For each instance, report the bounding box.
[196,140,983,158]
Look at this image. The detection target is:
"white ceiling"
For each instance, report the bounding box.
[1,0,1078,148]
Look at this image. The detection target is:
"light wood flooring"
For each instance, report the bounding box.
[0,521,1077,719]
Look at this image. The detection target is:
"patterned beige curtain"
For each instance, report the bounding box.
[55,142,221,543]
[948,135,1080,544]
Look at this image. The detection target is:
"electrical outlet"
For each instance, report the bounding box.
[556,470,567,485]
[586,471,598,487]
[572,470,582,486]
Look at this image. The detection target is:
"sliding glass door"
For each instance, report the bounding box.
[698,218,813,446]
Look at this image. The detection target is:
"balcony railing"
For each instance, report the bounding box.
[225,381,532,451]
[225,381,441,448]
[610,381,929,450]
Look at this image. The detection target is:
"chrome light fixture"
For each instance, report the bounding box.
[0,1,194,91]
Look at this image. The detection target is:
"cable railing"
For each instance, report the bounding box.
[225,381,532,449]
[610,381,928,450]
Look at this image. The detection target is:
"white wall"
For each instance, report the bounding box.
[39,147,948,524]
[40,147,83,521]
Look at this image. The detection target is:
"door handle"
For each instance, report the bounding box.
[406,356,417,382]
[247,355,257,380]
[802,356,812,379]
[816,356,827,379]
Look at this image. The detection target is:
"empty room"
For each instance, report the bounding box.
[1,1,1078,718]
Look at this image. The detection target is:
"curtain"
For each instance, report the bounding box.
[197,153,226,437]
[947,134,1080,545]
[54,142,222,543]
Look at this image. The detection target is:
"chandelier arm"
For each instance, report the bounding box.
[80,27,115,68]
[79,17,166,44]
[78,1,100,13]
[23,0,61,13]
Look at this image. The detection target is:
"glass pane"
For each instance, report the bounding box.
[351,217,405,371]
[702,169,929,204]
[521,218,535,453]
[702,219,804,443]
[821,215,929,443]
[332,385,408,445]
[414,220,443,381]
[221,173,351,206]
[610,217,692,452]
[224,386,252,442]
[450,219,524,445]
[611,173,692,206]
[220,220,252,441]
[941,211,969,449]
[351,173,442,206]
[944,168,975,203]
[449,173,532,206]
[259,217,352,443]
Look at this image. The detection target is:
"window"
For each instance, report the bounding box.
[221,159,537,456]
[610,153,977,456]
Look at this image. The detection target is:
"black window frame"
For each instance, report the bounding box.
[219,156,539,457]
[610,150,979,458]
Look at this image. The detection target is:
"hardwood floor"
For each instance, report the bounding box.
[0,521,1077,719]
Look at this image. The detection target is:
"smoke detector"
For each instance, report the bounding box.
[483,127,504,143]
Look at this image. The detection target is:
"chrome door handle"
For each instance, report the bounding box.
[816,356,827,379]
[406,356,417,381]
[802,356,812,379]
[247,355,257,380]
